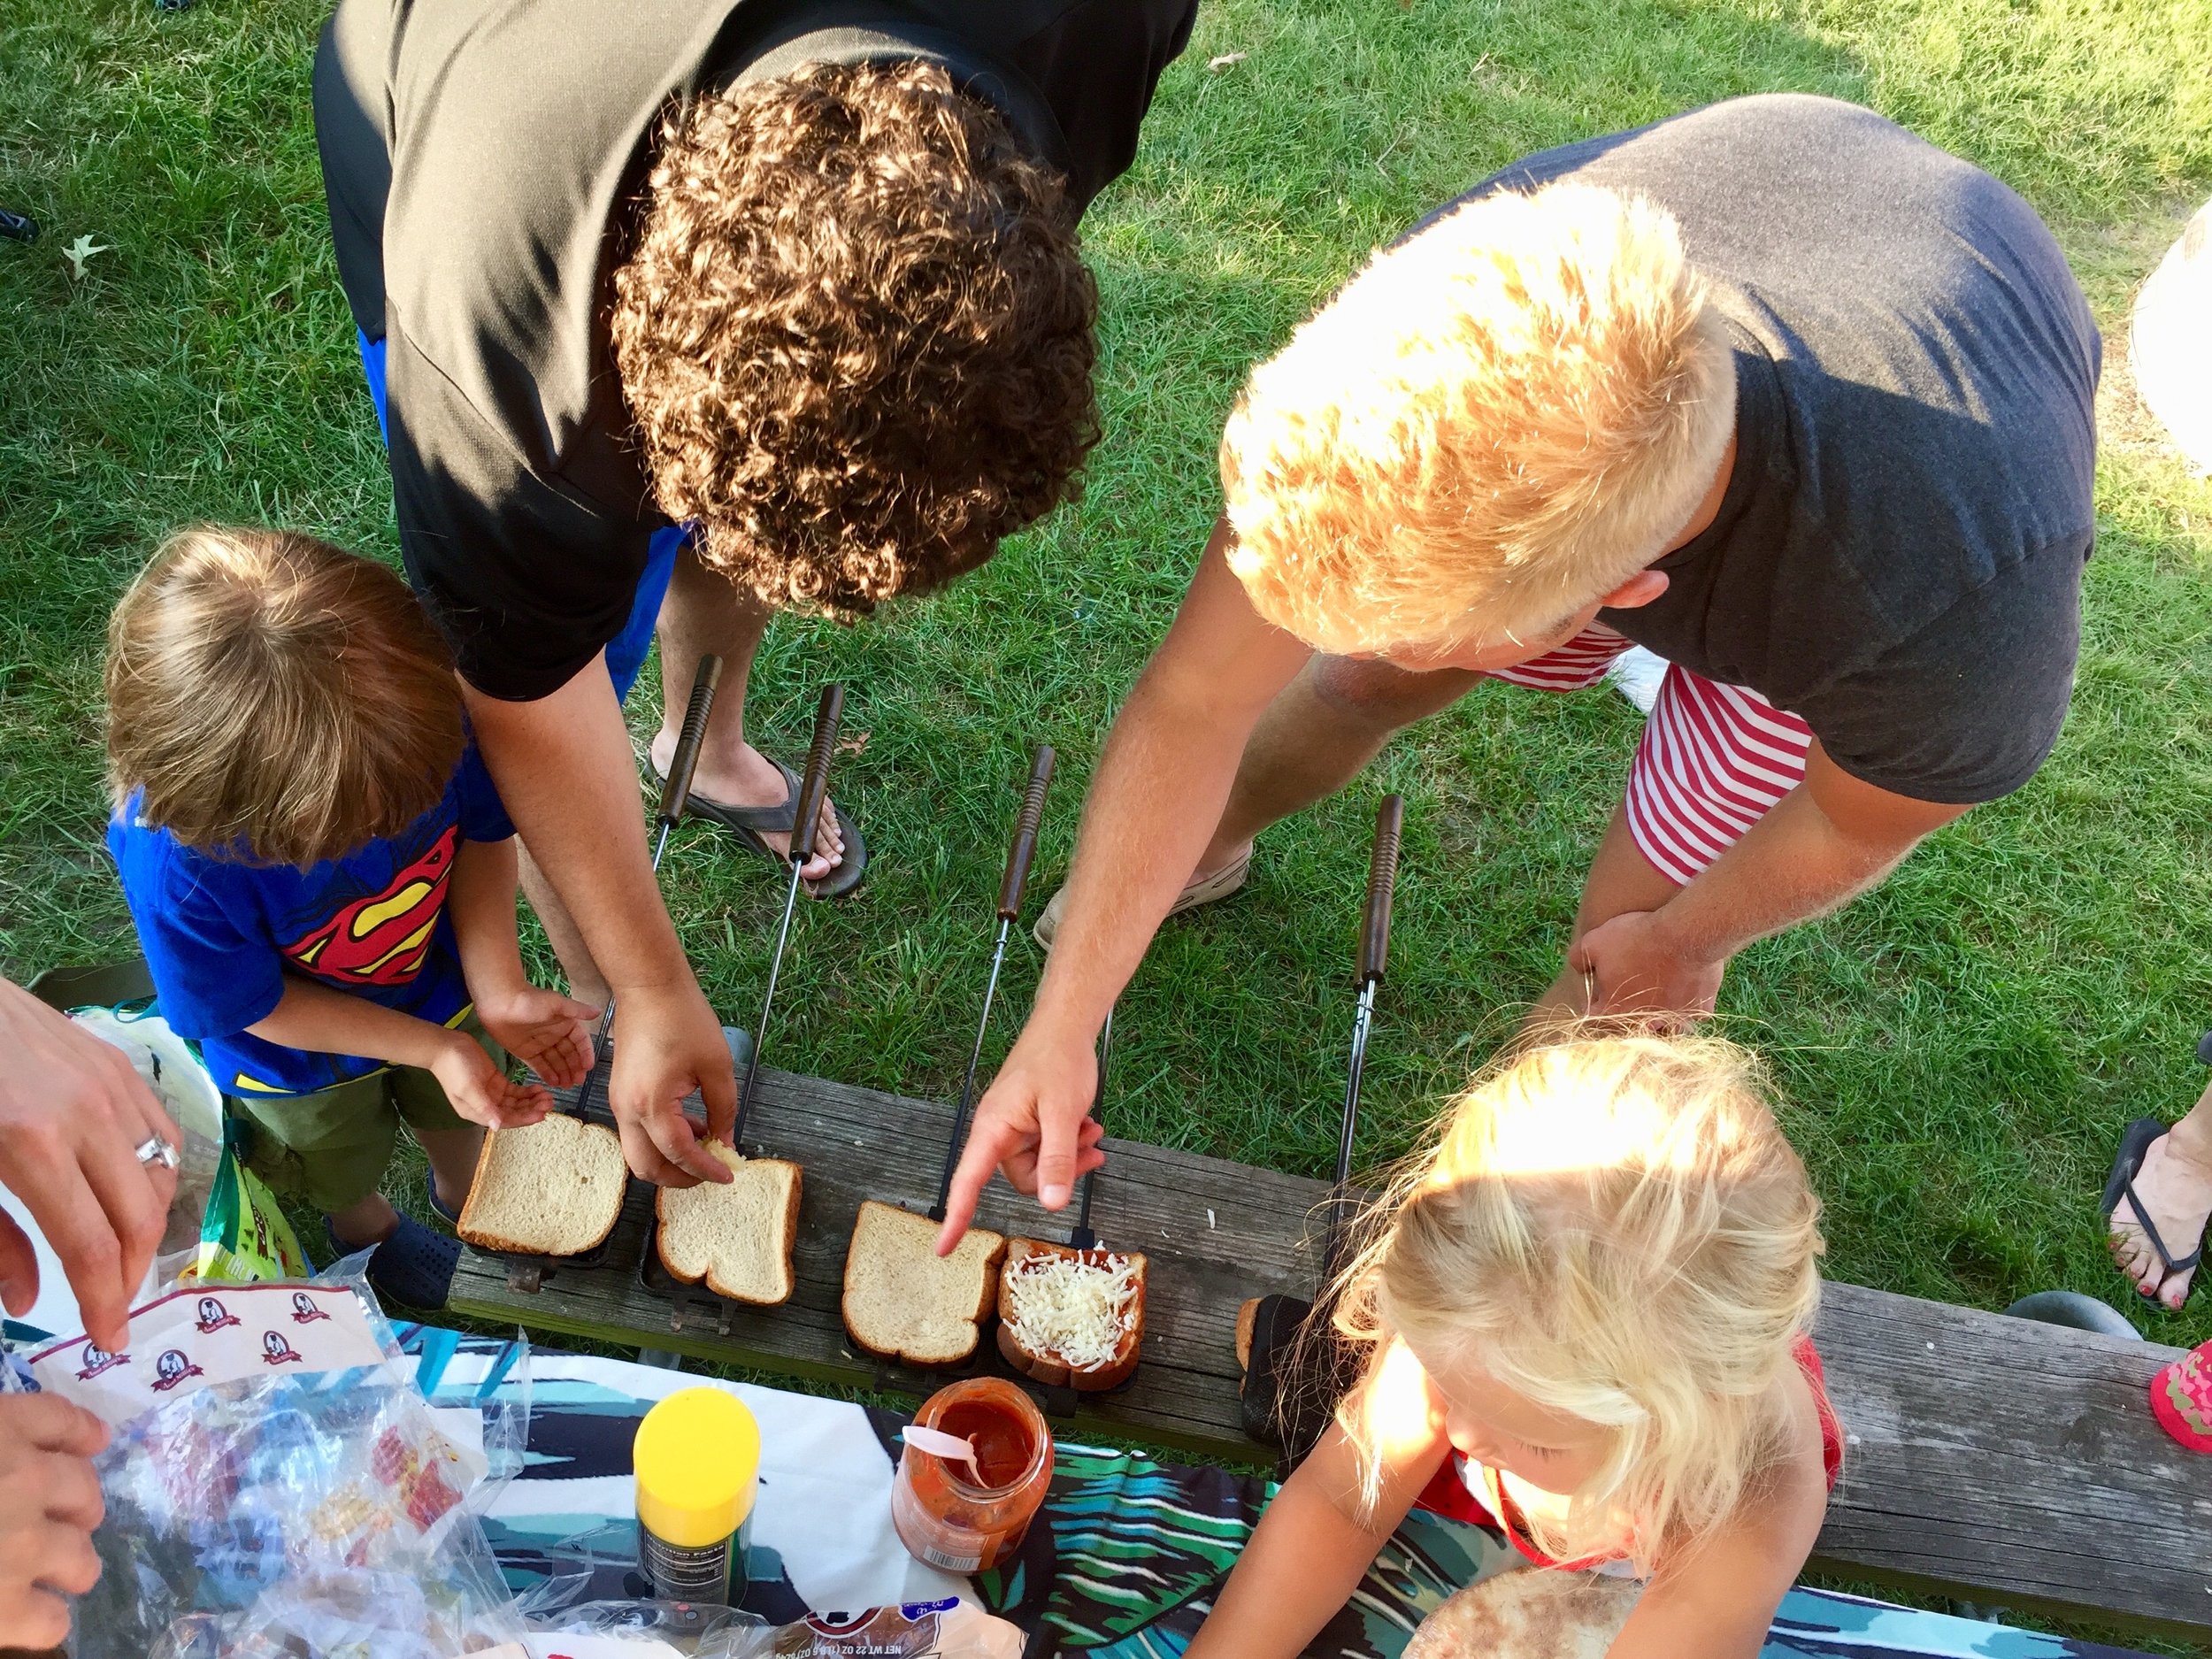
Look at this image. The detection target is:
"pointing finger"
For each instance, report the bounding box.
[936,1118,1019,1256]
[1033,1102,1082,1211]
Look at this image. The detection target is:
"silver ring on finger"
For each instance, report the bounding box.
[134,1135,180,1171]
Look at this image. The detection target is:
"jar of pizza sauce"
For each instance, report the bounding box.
[891,1377,1052,1574]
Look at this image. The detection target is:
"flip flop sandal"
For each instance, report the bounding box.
[2151,1340,2212,1453]
[2101,1117,2203,1306]
[327,1216,460,1311]
[1033,848,1253,951]
[656,757,868,900]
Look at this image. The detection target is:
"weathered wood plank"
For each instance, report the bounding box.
[451,1064,1324,1458]
[450,1065,2212,1634]
[1809,1281,2206,1637]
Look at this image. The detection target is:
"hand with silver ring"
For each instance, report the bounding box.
[0,978,179,1353]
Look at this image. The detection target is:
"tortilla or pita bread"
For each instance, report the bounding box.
[1404,1570,1641,1659]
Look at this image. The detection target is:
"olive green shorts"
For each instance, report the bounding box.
[229,1018,500,1212]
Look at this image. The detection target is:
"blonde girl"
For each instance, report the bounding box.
[1189,1034,1838,1659]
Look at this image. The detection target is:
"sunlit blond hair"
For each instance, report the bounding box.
[1332,1034,1822,1571]
[1219,183,1736,657]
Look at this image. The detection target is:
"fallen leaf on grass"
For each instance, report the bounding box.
[1207,51,1247,71]
[836,731,870,757]
[62,235,111,280]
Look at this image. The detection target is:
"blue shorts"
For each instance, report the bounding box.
[357,332,683,703]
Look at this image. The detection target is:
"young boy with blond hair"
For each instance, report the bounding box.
[104,526,596,1309]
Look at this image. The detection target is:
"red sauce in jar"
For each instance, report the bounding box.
[891,1378,1052,1574]
[933,1400,1035,1487]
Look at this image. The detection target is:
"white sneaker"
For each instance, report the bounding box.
[1605,646,1669,715]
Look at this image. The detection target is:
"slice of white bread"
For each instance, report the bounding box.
[1404,1570,1641,1659]
[655,1142,802,1307]
[457,1113,627,1257]
[841,1199,1004,1368]
[995,1238,1147,1392]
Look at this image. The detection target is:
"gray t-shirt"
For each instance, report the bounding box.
[1449,95,2101,804]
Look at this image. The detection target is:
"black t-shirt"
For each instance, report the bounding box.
[313,0,1197,701]
[1448,95,2100,804]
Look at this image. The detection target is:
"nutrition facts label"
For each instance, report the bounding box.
[639,1528,734,1601]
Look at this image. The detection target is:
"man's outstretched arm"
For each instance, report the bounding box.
[938,520,1310,1249]
[463,654,735,1187]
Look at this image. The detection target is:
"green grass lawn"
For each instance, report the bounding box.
[5,0,2212,1375]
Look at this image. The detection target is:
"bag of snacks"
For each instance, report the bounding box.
[31,1259,526,1658]
[519,1597,1023,1659]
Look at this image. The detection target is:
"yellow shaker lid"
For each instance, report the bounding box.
[634,1387,761,1548]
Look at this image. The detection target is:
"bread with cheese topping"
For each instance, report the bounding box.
[842,1200,1005,1367]
[995,1237,1147,1392]
[457,1112,627,1257]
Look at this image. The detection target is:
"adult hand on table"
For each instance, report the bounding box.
[610,979,738,1188]
[1567,908,1725,1026]
[0,1394,108,1649]
[0,978,178,1354]
[936,1021,1107,1255]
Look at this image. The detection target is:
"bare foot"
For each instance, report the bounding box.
[2110,1129,2212,1310]
[650,729,843,882]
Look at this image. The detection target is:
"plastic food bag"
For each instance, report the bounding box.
[33,1260,526,1658]
[521,1599,1022,1659]
[69,1004,227,1262]
[736,1601,1024,1659]
[187,1110,311,1286]
[65,996,308,1289]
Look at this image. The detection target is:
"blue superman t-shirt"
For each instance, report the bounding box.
[108,743,513,1098]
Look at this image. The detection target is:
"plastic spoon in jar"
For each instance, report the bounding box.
[901,1424,983,1484]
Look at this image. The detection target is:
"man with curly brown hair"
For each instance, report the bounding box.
[312,1,1194,1187]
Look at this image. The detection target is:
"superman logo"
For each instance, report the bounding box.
[282,826,457,987]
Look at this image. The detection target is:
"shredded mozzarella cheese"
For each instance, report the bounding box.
[1003,1251,1139,1371]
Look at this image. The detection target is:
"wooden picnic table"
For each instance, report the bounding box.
[449,1064,2210,1640]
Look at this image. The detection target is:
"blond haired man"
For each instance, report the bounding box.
[940,94,2099,1248]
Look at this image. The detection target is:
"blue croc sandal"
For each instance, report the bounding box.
[328,1216,460,1311]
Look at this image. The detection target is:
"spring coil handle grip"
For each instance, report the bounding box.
[997,746,1056,920]
[1359,795,1405,987]
[656,656,724,828]
[790,684,844,866]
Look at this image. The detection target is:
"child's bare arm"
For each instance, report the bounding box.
[1606,1405,1830,1659]
[448,835,595,1088]
[245,975,549,1129]
[1189,1340,1452,1659]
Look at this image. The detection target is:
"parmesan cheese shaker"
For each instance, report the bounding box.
[634,1387,760,1603]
